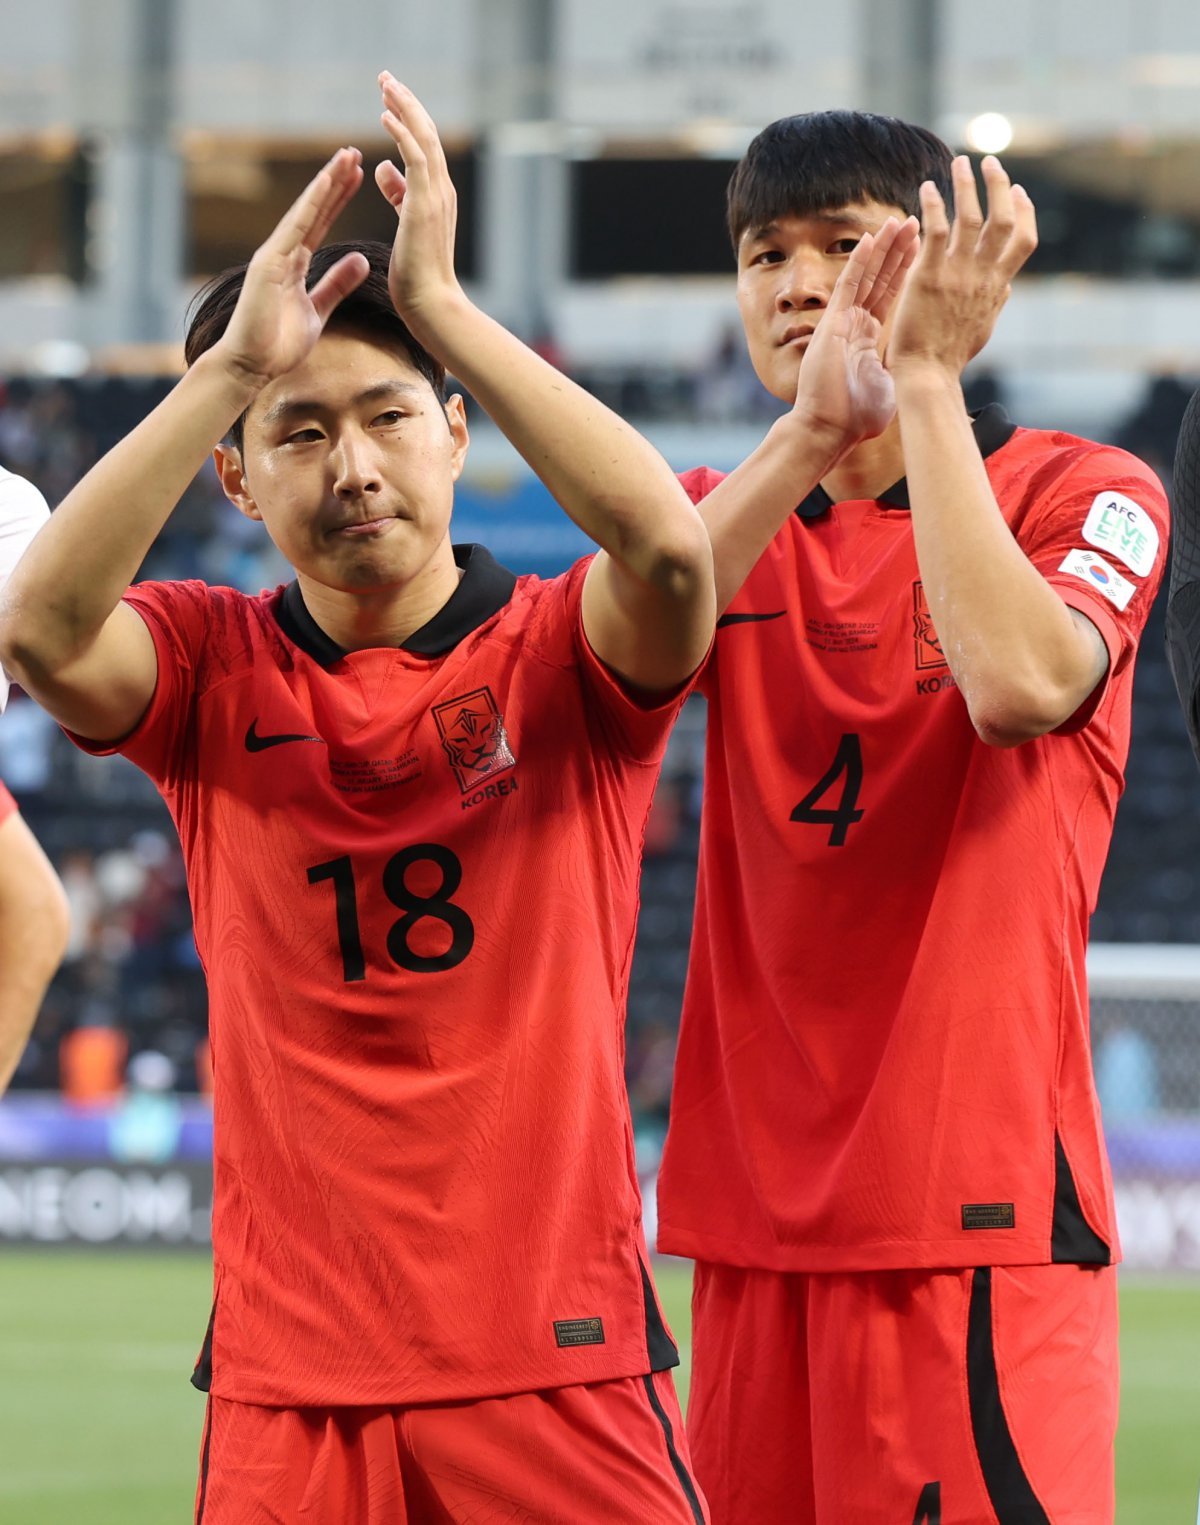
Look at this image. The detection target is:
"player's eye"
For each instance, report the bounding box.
[750,248,784,266]
[829,237,862,254]
[285,428,324,444]
[373,410,407,427]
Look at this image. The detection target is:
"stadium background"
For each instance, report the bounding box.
[0,1,1198,1518]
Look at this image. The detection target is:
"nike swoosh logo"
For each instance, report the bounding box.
[716,610,786,628]
[244,721,325,753]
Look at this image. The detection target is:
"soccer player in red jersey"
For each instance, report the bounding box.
[0,77,735,1523]
[655,115,1168,1523]
[0,469,69,1094]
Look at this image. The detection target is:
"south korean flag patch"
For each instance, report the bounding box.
[1058,549,1137,611]
[1081,491,1159,577]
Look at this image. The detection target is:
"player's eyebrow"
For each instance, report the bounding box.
[260,381,426,427]
[743,210,876,244]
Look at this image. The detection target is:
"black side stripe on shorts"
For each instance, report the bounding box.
[966,1268,1051,1524]
[194,1398,214,1525]
[640,1374,706,1525]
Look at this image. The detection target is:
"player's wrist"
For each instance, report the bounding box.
[889,356,966,394]
[389,280,471,345]
[198,343,278,406]
[773,409,854,472]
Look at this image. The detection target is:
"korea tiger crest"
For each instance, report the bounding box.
[433,687,517,792]
[912,581,946,670]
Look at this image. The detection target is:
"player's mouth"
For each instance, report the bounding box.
[329,516,398,538]
[779,326,816,349]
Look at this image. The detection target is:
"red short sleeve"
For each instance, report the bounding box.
[64,580,212,789]
[1014,446,1168,729]
[569,558,695,763]
[678,465,727,506]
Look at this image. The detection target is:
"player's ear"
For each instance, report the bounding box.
[213,444,263,522]
[444,393,469,483]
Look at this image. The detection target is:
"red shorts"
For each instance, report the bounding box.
[687,1260,1118,1525]
[195,1368,708,1524]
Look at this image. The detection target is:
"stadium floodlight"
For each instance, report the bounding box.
[965,112,1014,154]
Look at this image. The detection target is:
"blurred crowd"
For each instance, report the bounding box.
[1,366,1198,1132]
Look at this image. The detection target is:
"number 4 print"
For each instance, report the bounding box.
[912,1481,941,1524]
[789,732,865,847]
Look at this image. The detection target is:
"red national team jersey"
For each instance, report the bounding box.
[74,546,683,1405]
[657,408,1169,1272]
[0,781,15,826]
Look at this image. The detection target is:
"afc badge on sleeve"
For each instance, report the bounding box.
[1081,491,1159,577]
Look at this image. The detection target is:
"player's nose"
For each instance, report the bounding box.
[774,255,829,314]
[330,432,382,498]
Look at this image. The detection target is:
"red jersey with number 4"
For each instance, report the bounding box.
[73,546,683,1405]
[657,408,1168,1272]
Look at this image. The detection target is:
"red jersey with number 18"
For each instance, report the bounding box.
[657,408,1168,1273]
[72,546,683,1406]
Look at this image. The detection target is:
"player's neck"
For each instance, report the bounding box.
[295,549,463,653]
[820,417,908,506]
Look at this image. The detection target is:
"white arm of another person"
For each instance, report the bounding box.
[0,468,51,713]
[0,809,68,1094]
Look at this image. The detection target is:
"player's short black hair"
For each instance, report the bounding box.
[727,111,955,251]
[184,240,447,450]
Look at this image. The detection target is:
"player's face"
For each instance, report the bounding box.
[735,199,908,403]
[222,330,468,592]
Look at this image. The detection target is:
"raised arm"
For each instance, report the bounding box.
[0,150,369,742]
[376,74,713,692]
[888,157,1106,747]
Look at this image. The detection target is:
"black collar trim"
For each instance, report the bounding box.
[794,404,1019,520]
[274,543,518,667]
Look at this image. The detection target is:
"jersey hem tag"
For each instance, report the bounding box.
[554,1317,606,1347]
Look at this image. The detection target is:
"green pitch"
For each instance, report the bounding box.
[0,1253,1194,1523]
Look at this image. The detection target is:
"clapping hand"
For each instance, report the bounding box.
[212,149,369,389]
[887,155,1037,379]
[792,215,920,446]
[376,73,463,330]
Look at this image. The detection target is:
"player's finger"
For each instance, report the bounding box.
[976,156,1016,260]
[946,156,983,258]
[862,217,919,323]
[824,231,877,314]
[1001,183,1039,279]
[854,218,900,303]
[306,150,364,250]
[380,73,447,182]
[374,158,407,212]
[380,105,429,196]
[916,181,950,270]
[308,251,371,326]
[267,149,358,257]
[856,216,909,310]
